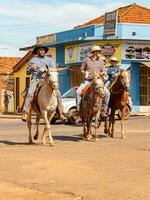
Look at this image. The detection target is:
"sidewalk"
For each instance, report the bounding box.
[0,112,150,119]
[0,113,36,119]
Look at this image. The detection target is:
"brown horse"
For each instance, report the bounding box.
[80,75,105,141]
[105,69,130,139]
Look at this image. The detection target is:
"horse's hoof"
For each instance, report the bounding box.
[86,136,93,141]
[110,134,114,138]
[34,135,38,140]
[94,137,99,142]
[29,140,34,144]
[121,135,126,139]
[104,129,108,134]
[49,143,55,147]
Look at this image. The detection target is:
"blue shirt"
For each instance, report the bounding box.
[27,56,56,79]
[107,65,120,82]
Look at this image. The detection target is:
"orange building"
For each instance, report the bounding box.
[0,57,20,112]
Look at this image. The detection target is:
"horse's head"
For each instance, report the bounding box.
[45,68,59,90]
[116,69,130,91]
[92,74,104,97]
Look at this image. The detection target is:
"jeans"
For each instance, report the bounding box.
[76,80,91,111]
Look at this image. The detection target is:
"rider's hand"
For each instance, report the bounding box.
[100,71,107,77]
[85,71,89,79]
[30,63,37,70]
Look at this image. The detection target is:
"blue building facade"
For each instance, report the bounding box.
[48,22,150,112]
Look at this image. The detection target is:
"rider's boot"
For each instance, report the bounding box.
[21,97,33,122]
[59,113,67,123]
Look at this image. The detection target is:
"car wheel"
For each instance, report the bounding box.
[67,108,77,124]
[117,105,131,120]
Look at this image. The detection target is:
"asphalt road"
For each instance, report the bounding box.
[0,116,150,200]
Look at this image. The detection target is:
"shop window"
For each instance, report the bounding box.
[140,64,150,105]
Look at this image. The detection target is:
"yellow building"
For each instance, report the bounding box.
[13,51,33,113]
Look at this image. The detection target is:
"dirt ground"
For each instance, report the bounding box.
[0,116,150,200]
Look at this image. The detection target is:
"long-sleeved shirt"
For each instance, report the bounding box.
[80,57,106,80]
[27,56,56,79]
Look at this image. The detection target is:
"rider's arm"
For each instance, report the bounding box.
[26,59,37,75]
[80,58,87,76]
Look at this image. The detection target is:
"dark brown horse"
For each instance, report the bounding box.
[105,69,130,139]
[80,75,105,141]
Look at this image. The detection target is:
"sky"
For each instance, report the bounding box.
[0,0,150,57]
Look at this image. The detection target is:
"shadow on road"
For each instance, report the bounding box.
[0,140,35,145]
[53,135,82,142]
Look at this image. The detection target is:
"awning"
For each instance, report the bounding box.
[140,62,150,68]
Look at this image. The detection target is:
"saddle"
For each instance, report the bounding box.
[80,83,92,97]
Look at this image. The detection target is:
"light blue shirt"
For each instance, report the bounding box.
[27,56,56,79]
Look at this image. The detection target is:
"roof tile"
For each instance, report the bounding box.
[0,57,20,74]
[75,3,150,28]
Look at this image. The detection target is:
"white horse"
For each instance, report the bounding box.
[27,68,59,146]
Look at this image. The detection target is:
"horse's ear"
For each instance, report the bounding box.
[127,66,131,71]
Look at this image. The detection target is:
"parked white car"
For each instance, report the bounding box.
[52,87,132,124]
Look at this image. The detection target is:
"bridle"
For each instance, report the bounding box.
[110,74,130,94]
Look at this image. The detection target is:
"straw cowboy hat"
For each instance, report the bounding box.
[91,45,102,52]
[110,56,118,62]
[33,45,49,54]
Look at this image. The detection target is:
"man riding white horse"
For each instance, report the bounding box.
[76,45,110,121]
[21,45,67,122]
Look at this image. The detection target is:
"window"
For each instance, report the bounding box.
[140,64,150,105]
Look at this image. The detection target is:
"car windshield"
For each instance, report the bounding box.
[62,88,76,98]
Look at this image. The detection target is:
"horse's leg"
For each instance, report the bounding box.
[41,127,47,145]
[95,110,100,141]
[86,118,93,141]
[34,114,40,140]
[27,113,33,144]
[41,111,49,145]
[82,118,87,139]
[110,109,116,138]
[104,117,108,134]
[107,109,112,136]
[47,112,55,146]
[120,106,126,139]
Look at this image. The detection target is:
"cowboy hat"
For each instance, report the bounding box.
[33,45,49,54]
[110,56,118,62]
[91,45,101,52]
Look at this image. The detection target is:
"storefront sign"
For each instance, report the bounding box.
[103,11,118,36]
[101,44,116,58]
[77,42,93,62]
[122,41,150,60]
[65,44,78,64]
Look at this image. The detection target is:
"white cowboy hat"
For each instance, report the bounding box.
[91,45,101,52]
[110,56,118,62]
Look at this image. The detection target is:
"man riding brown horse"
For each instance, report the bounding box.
[76,45,110,123]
